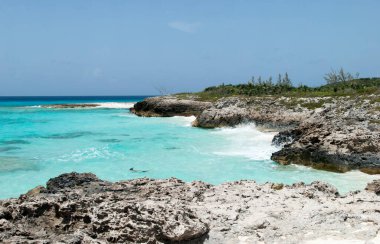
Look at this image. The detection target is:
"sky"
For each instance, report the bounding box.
[0,0,379,96]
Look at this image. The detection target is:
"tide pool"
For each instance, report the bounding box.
[0,96,377,198]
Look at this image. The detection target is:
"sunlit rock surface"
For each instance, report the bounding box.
[1,173,379,243]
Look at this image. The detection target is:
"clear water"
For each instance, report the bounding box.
[0,96,378,199]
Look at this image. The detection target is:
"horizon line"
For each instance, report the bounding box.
[0,95,158,97]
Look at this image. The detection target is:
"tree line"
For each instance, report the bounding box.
[324,68,359,84]
[247,72,292,87]
[201,68,379,97]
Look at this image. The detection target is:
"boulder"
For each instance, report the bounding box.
[365,180,380,195]
[46,172,101,193]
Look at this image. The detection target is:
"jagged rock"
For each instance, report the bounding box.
[193,97,309,129]
[1,173,209,243]
[271,98,380,173]
[1,173,380,243]
[24,185,47,197]
[192,107,250,128]
[272,129,302,146]
[271,183,284,190]
[131,96,213,117]
[46,172,102,193]
[366,180,380,195]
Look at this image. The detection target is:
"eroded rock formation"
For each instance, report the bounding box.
[1,173,380,243]
[271,97,380,174]
[130,96,213,117]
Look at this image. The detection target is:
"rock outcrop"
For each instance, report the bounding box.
[131,96,213,117]
[366,179,380,195]
[271,97,380,174]
[1,173,380,243]
[132,95,380,173]
[0,173,209,243]
[193,97,310,129]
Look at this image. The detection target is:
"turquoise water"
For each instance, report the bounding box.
[0,97,378,198]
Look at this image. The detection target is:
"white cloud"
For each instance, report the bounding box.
[168,21,201,33]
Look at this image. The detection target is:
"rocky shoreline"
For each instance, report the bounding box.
[131,95,380,174]
[1,172,379,243]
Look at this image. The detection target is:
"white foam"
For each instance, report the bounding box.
[34,102,135,109]
[212,123,278,160]
[172,116,196,127]
[56,147,127,162]
[163,116,196,127]
[93,102,135,109]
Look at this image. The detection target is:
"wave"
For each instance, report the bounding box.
[171,116,196,127]
[212,123,278,161]
[56,146,127,162]
[93,102,135,109]
[28,102,135,109]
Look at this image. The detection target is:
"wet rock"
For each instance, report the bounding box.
[272,129,302,147]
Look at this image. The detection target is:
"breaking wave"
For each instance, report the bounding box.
[29,102,135,109]
[93,102,135,109]
[212,123,278,160]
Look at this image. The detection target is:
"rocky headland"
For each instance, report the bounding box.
[1,172,380,243]
[131,95,380,174]
[130,96,213,117]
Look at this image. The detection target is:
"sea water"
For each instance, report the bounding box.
[0,96,377,198]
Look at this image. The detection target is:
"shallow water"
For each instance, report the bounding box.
[0,96,377,198]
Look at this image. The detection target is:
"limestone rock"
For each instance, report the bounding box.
[366,180,380,195]
[131,96,213,117]
[1,173,379,243]
[46,172,102,193]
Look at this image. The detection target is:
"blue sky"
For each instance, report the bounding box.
[0,0,379,95]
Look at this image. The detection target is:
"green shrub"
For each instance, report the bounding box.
[195,78,380,99]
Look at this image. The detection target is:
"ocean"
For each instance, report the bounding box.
[0,96,377,198]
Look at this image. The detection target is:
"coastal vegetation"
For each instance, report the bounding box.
[177,69,380,101]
